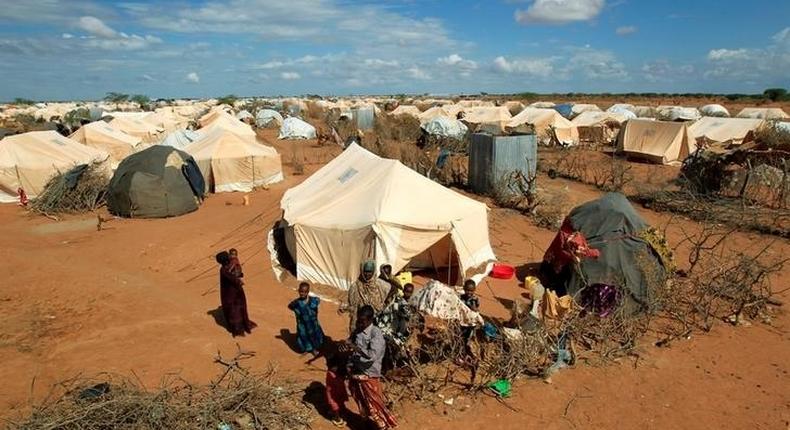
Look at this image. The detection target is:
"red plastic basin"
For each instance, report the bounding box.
[490,263,515,280]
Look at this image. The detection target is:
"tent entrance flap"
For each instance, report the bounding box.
[404,234,461,286]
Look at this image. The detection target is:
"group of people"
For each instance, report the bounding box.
[215,253,483,430]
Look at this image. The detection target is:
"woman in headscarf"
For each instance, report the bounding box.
[343,260,393,334]
[216,251,257,336]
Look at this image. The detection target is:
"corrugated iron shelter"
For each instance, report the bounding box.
[468,133,537,195]
[352,106,375,131]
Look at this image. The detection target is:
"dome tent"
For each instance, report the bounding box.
[421,117,468,139]
[541,193,668,311]
[278,117,316,139]
[107,145,205,218]
[256,109,284,128]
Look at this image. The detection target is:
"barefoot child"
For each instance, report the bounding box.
[287,282,325,355]
[325,351,349,427]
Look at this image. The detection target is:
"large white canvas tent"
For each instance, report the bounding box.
[687,117,764,145]
[418,106,454,124]
[278,117,317,140]
[273,143,496,290]
[507,108,579,145]
[736,107,789,120]
[200,112,257,139]
[0,131,108,202]
[184,128,283,193]
[460,106,512,132]
[616,119,696,165]
[69,121,141,166]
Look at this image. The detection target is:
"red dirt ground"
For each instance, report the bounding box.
[0,130,788,429]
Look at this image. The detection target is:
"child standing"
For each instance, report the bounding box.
[325,352,349,427]
[287,282,325,355]
[460,279,480,345]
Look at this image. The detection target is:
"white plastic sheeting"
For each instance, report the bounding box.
[606,106,637,120]
[278,117,316,140]
[256,109,284,127]
[700,104,730,117]
[235,110,254,121]
[657,106,701,122]
[160,129,201,149]
[421,117,468,139]
[410,280,484,326]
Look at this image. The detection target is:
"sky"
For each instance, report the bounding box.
[0,0,788,101]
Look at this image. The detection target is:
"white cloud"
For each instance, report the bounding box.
[186,72,200,83]
[140,74,155,81]
[493,56,555,77]
[515,0,605,25]
[77,16,117,38]
[84,34,162,51]
[705,28,790,81]
[363,58,400,68]
[567,46,628,79]
[280,71,301,80]
[616,25,637,36]
[707,48,750,61]
[437,54,478,70]
[61,33,75,39]
[407,66,431,80]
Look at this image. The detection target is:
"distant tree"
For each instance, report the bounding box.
[104,92,129,103]
[763,88,788,101]
[130,94,151,110]
[216,94,238,106]
[13,97,35,105]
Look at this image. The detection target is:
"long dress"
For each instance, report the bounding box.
[220,263,256,336]
[287,296,325,353]
[347,277,392,334]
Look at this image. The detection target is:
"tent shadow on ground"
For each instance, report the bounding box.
[515,262,542,285]
[276,328,302,353]
[302,381,370,430]
[206,306,230,333]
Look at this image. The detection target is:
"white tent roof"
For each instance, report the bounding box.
[699,104,730,117]
[571,111,629,127]
[656,106,701,121]
[279,143,496,289]
[389,105,422,118]
[184,128,283,193]
[159,128,201,149]
[256,109,284,127]
[0,131,109,202]
[421,117,468,139]
[687,117,764,144]
[278,117,316,140]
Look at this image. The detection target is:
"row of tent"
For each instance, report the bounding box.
[0,104,314,206]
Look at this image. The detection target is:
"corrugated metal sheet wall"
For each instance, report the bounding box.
[468,133,537,194]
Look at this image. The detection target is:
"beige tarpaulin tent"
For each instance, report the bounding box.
[184,128,283,193]
[273,143,496,290]
[571,111,628,144]
[736,107,789,120]
[199,111,257,139]
[688,117,764,145]
[389,105,422,118]
[507,108,579,145]
[108,116,162,143]
[460,106,512,132]
[616,119,696,165]
[418,106,454,124]
[0,131,109,202]
[69,121,142,166]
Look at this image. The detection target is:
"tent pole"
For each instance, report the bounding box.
[447,235,452,286]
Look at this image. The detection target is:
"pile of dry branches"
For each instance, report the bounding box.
[11,347,313,430]
[30,163,109,216]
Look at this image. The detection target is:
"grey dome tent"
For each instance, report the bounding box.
[107,145,205,218]
[541,193,668,312]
